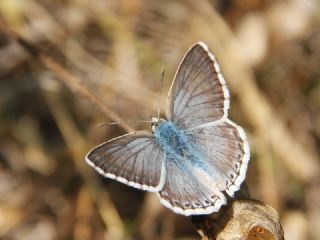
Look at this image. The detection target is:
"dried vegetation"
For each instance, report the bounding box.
[0,0,320,239]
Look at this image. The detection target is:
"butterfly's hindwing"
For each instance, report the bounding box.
[86,131,166,192]
[166,42,230,129]
[185,119,250,196]
[158,157,226,216]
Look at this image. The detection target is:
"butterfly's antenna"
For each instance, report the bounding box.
[98,69,165,128]
[157,67,165,119]
[97,120,152,127]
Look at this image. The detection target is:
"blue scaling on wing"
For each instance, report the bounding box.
[185,119,250,197]
[154,121,199,162]
[85,131,166,192]
[154,121,227,216]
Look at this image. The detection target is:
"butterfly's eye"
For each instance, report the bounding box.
[151,119,160,133]
[151,117,159,128]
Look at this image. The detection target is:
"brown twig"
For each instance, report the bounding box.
[192,200,284,240]
[39,55,134,132]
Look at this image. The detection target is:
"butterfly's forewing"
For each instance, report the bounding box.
[158,157,226,216]
[86,131,166,192]
[166,42,230,129]
[185,119,250,196]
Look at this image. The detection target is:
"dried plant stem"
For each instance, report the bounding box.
[43,86,126,239]
[4,26,134,132]
[2,26,130,238]
[39,55,134,132]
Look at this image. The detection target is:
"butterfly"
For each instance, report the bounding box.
[85,42,250,216]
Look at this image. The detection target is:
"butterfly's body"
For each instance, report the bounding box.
[86,42,250,216]
[154,120,199,163]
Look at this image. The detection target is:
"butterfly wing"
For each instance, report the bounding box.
[86,131,166,192]
[185,119,250,197]
[166,41,230,129]
[158,157,227,216]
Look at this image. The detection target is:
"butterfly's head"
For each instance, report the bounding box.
[151,117,166,132]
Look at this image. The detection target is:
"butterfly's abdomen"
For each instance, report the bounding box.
[154,121,197,160]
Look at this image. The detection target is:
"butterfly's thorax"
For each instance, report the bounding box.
[154,121,197,161]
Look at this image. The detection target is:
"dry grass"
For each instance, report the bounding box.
[0,0,320,239]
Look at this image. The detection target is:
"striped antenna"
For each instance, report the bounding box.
[97,120,152,127]
[157,67,165,119]
[97,68,165,129]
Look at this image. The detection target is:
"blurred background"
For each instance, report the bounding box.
[0,0,320,239]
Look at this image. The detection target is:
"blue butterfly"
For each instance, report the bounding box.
[85,42,250,216]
